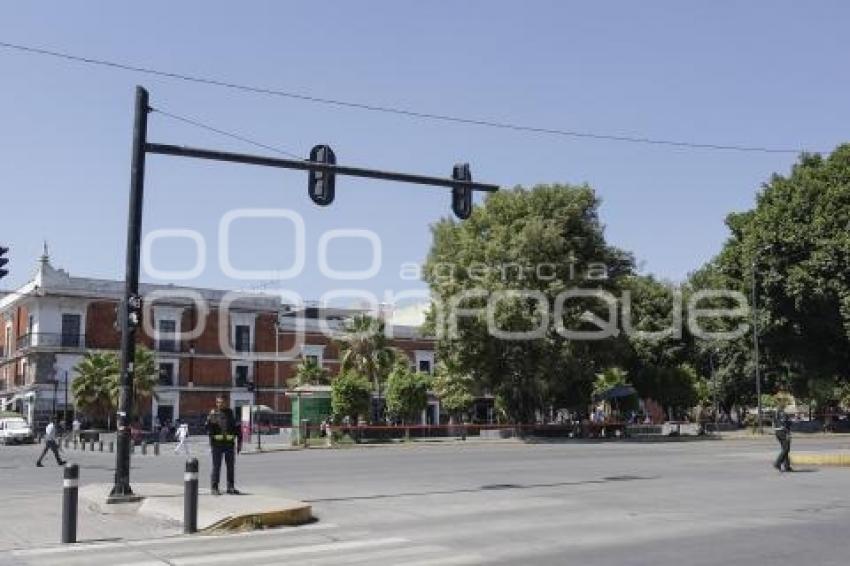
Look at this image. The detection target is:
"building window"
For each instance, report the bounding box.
[234,365,250,388]
[156,320,178,352]
[158,362,175,386]
[305,354,319,365]
[61,314,82,347]
[234,325,251,353]
[418,359,432,374]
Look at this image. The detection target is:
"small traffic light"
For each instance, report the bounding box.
[308,144,336,206]
[0,246,8,280]
[452,163,473,220]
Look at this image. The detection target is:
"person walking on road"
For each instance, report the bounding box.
[174,421,191,456]
[773,412,793,472]
[205,396,242,495]
[36,417,66,467]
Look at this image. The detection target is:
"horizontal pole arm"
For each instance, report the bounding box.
[145,143,499,192]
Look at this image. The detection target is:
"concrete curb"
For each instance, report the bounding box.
[791,452,850,466]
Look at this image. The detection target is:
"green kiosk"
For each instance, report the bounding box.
[288,385,333,444]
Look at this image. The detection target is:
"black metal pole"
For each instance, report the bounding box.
[184,458,199,534]
[109,86,149,503]
[61,464,79,543]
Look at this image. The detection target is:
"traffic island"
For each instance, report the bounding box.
[79,483,313,533]
[790,452,850,467]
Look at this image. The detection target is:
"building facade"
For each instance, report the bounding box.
[0,252,436,430]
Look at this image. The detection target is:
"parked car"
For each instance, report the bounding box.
[0,416,35,445]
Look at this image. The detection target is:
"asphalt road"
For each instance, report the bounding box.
[2,435,850,565]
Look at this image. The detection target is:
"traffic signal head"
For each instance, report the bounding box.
[452,163,473,220]
[308,144,336,206]
[0,246,8,281]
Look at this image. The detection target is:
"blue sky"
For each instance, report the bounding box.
[1,1,848,313]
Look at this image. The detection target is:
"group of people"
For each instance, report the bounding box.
[33,395,243,495]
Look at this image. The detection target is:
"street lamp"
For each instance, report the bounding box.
[751,244,772,435]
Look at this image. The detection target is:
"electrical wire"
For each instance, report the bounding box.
[151,107,304,160]
[0,40,820,155]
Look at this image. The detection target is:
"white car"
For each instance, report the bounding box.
[0,417,35,445]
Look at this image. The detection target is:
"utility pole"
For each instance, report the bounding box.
[752,257,763,435]
[108,85,498,500]
[109,87,148,503]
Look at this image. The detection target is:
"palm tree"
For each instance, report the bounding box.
[288,356,331,388]
[72,352,117,426]
[336,314,398,421]
[108,346,159,417]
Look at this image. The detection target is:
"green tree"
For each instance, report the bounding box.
[385,362,431,425]
[592,367,629,399]
[72,352,118,426]
[331,370,372,423]
[337,314,397,419]
[424,184,633,422]
[693,146,850,403]
[433,359,476,423]
[289,356,331,388]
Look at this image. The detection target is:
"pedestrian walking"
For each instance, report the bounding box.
[36,417,66,467]
[174,422,191,457]
[773,412,793,472]
[204,396,242,495]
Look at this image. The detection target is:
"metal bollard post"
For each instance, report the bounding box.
[99,440,104,452]
[61,464,79,543]
[81,440,85,452]
[154,442,160,456]
[183,458,199,534]
[141,442,147,455]
[90,440,95,451]
[109,441,114,453]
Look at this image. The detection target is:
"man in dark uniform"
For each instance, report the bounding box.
[773,412,793,472]
[205,396,242,495]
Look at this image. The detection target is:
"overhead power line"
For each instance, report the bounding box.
[151,107,304,160]
[0,39,821,155]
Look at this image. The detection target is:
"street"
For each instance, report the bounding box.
[1,436,849,565]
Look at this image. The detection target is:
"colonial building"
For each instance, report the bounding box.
[0,250,436,430]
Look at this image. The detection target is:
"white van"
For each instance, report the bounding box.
[0,417,34,445]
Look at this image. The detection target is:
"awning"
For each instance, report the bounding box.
[593,385,638,402]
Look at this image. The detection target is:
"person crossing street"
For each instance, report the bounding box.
[773,412,793,472]
[204,396,242,495]
[36,417,66,467]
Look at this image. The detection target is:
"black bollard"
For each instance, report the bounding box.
[61,464,79,543]
[99,440,104,452]
[90,440,95,451]
[141,442,147,455]
[183,458,199,534]
[154,442,160,456]
[80,441,85,452]
[108,441,114,453]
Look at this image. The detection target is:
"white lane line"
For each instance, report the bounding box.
[255,544,449,566]
[169,537,409,565]
[12,523,340,556]
[398,555,484,566]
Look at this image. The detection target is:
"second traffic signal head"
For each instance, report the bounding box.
[0,246,8,281]
[308,145,336,206]
[452,163,473,220]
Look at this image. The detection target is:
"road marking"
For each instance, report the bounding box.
[13,523,340,556]
[170,537,409,565]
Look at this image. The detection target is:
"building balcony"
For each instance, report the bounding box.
[16,333,86,351]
